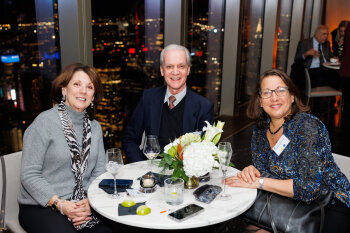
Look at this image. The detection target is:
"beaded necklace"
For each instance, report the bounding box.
[268,124,283,139]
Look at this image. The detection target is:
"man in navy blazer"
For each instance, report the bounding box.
[123,44,214,163]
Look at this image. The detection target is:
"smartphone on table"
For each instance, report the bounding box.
[168,204,204,222]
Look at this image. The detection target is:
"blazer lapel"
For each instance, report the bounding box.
[151,86,166,135]
[306,38,314,68]
[183,87,197,133]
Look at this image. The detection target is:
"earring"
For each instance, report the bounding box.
[91,101,94,109]
[62,95,66,102]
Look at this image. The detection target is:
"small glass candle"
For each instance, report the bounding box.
[141,174,156,188]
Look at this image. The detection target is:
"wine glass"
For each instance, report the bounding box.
[217,142,233,200]
[142,135,161,170]
[105,148,124,199]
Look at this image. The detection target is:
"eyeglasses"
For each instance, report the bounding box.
[259,86,289,99]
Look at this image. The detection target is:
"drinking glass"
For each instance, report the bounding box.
[218,142,233,200]
[164,178,184,205]
[142,135,161,169]
[105,148,124,199]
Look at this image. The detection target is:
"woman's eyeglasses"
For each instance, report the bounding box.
[260,86,289,99]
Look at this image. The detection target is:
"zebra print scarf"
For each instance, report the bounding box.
[58,101,100,229]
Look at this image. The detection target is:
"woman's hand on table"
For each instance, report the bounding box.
[237,165,261,184]
[225,176,259,189]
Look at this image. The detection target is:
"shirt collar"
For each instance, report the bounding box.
[164,86,187,107]
[313,37,320,47]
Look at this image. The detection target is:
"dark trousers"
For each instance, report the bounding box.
[323,198,350,233]
[308,67,340,89]
[19,204,113,233]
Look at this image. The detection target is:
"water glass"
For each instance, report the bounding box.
[164,178,184,205]
[106,148,124,199]
[218,142,233,201]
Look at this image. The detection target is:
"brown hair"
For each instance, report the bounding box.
[335,20,349,42]
[51,62,103,119]
[246,69,310,128]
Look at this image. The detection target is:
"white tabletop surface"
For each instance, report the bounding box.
[88,160,257,230]
[323,62,340,69]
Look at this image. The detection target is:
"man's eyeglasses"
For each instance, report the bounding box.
[259,86,289,99]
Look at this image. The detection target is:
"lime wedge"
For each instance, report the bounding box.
[136,205,151,216]
[171,192,178,199]
[121,200,136,207]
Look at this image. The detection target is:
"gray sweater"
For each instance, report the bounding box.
[18,105,106,206]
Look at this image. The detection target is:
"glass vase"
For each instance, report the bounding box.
[184,176,199,189]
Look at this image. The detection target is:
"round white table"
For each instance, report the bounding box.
[88,160,257,230]
[323,62,340,70]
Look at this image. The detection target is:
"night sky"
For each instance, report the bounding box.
[0,0,36,23]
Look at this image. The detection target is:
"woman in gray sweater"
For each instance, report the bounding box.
[18,63,112,233]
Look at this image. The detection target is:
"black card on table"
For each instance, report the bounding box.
[98,179,133,193]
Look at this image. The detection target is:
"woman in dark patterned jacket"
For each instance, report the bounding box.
[226,69,350,233]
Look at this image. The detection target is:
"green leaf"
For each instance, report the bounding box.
[163,154,173,165]
[158,152,167,158]
[179,169,188,181]
[172,168,181,178]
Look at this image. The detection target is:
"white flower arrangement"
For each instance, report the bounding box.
[159,120,226,181]
[182,141,219,177]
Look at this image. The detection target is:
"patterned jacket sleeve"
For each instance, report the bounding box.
[292,117,332,202]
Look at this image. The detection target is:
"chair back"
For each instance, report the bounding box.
[304,68,312,104]
[0,151,27,233]
[333,153,350,180]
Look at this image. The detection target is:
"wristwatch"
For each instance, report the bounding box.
[51,197,60,211]
[259,177,264,190]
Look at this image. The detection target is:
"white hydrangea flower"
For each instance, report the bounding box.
[183,141,219,177]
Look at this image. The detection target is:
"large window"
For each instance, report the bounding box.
[235,0,265,111]
[91,0,164,149]
[0,0,60,154]
[302,0,314,40]
[186,0,225,116]
[274,0,293,71]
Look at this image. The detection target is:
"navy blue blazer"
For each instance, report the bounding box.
[122,86,214,163]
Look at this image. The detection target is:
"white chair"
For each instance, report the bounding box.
[304,68,343,123]
[332,153,350,180]
[0,151,26,233]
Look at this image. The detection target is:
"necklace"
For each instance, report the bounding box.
[268,124,283,139]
